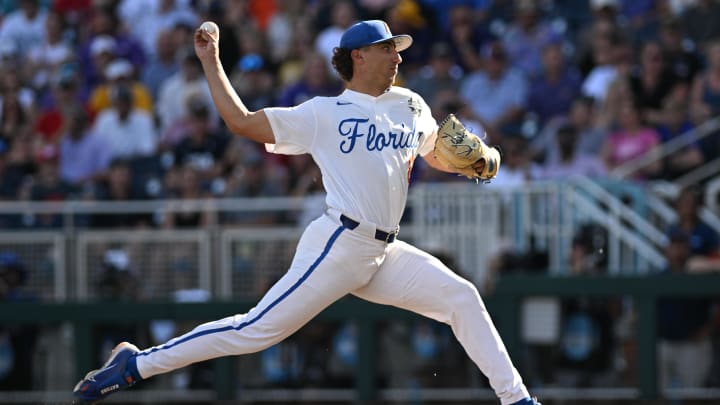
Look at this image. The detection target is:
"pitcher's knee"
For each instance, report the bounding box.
[445,279,486,315]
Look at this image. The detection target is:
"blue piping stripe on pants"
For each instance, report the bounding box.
[137,225,346,357]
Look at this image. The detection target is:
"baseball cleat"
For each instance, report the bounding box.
[511,397,542,405]
[72,342,140,404]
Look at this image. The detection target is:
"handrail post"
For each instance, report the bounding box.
[74,320,93,381]
[213,356,235,400]
[636,291,658,400]
[356,318,377,403]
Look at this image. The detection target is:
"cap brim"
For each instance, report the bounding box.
[392,35,413,52]
[370,34,413,52]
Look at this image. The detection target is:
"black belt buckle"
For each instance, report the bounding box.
[340,214,397,243]
[378,226,399,244]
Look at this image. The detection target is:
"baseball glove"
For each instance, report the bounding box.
[433,114,501,182]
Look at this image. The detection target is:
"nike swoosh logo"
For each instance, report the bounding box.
[336,101,352,105]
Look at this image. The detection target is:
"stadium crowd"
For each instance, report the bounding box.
[0,0,719,398]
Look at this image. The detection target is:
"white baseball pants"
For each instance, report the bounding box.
[134,210,530,404]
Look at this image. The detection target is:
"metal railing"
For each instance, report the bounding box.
[0,180,680,303]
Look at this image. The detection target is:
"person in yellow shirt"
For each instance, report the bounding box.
[88,58,153,116]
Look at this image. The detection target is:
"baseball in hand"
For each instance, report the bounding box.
[200,21,219,40]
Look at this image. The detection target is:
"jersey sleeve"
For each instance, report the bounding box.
[415,96,438,157]
[264,100,317,155]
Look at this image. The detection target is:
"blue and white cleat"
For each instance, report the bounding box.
[73,342,140,404]
[511,397,542,405]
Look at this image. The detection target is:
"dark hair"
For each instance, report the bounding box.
[331,47,353,82]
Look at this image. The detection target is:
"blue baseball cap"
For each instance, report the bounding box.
[339,20,413,52]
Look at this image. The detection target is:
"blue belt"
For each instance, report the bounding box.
[340,214,398,244]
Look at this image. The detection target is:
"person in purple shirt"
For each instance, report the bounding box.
[501,0,564,79]
[537,123,607,180]
[654,98,703,180]
[527,41,582,127]
[58,105,112,185]
[276,52,342,107]
[76,8,145,98]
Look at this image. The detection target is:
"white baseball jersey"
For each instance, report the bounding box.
[133,86,530,405]
[265,87,437,230]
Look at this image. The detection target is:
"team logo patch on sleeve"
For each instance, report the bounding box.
[407,97,421,116]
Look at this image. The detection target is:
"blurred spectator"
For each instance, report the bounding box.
[274,23,316,90]
[34,65,84,141]
[20,143,78,228]
[162,165,213,229]
[501,0,564,79]
[88,58,154,115]
[0,73,33,142]
[600,98,662,180]
[0,68,35,115]
[619,0,659,41]
[0,132,36,203]
[230,53,276,111]
[52,0,93,23]
[419,0,488,33]
[532,96,608,165]
[666,186,720,258]
[58,104,112,186]
[0,0,48,59]
[92,84,157,161]
[26,9,73,92]
[0,144,16,210]
[680,0,720,50]
[690,40,720,123]
[141,29,180,101]
[526,41,582,127]
[170,98,230,184]
[537,124,607,180]
[76,7,146,97]
[658,17,703,86]
[569,223,609,276]
[574,0,627,77]
[277,52,341,107]
[314,0,357,73]
[78,6,146,75]
[0,252,39,390]
[550,223,631,389]
[118,0,198,59]
[460,40,528,141]
[655,98,704,180]
[405,42,463,107]
[90,158,153,229]
[442,3,492,73]
[265,0,306,64]
[96,247,140,301]
[157,48,216,135]
[81,34,117,99]
[657,229,716,390]
[628,40,684,126]
[581,30,633,104]
[222,153,285,226]
[485,134,542,190]
[383,0,435,74]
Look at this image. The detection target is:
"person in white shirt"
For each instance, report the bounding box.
[93,84,157,160]
[0,0,47,58]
